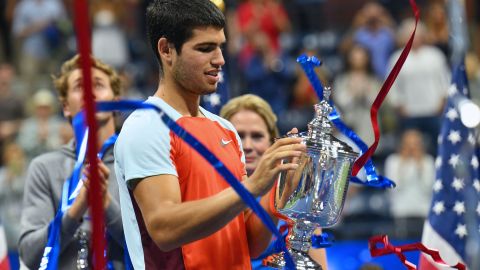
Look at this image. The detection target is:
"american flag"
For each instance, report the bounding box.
[0,220,9,270]
[420,62,480,269]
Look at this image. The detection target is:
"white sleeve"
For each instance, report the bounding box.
[115,109,178,187]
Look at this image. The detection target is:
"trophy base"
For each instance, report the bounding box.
[263,250,323,270]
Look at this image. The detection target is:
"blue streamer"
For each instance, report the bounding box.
[296,54,395,189]
[311,232,334,248]
[95,100,296,269]
[297,54,324,100]
[329,110,395,189]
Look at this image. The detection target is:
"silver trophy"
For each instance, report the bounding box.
[75,229,89,269]
[264,87,358,269]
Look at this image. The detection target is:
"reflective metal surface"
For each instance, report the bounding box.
[264,248,322,270]
[75,229,89,270]
[265,87,358,269]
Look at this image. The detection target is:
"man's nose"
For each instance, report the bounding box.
[212,47,225,67]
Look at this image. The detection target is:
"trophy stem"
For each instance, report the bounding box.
[263,249,323,270]
[263,219,323,269]
[289,219,315,253]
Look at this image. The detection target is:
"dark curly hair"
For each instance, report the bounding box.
[146,0,225,75]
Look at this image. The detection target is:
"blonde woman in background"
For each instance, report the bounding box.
[221,94,328,269]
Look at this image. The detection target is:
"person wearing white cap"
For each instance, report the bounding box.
[16,88,64,161]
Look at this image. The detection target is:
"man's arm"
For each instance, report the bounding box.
[132,137,305,253]
[19,157,82,269]
[243,188,278,258]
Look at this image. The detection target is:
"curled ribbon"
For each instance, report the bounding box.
[329,110,395,189]
[297,55,395,189]
[268,179,295,255]
[369,235,466,270]
[352,0,420,176]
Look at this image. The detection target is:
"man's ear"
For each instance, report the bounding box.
[158,37,173,66]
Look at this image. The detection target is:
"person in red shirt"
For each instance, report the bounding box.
[114,1,305,269]
[236,0,291,66]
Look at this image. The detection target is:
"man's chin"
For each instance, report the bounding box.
[202,88,217,95]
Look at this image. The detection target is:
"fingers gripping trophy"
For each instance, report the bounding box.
[264,87,358,269]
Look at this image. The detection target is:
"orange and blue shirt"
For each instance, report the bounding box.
[115,96,250,270]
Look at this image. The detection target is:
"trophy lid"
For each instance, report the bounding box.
[306,87,357,159]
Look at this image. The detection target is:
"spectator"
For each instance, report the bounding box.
[236,0,291,67]
[0,63,24,163]
[0,142,26,252]
[239,34,296,118]
[388,19,450,155]
[344,1,396,79]
[0,0,16,63]
[333,44,382,145]
[235,0,294,117]
[385,129,435,238]
[12,0,67,89]
[465,52,480,103]
[17,89,64,161]
[424,1,450,60]
[18,54,126,269]
[92,2,129,70]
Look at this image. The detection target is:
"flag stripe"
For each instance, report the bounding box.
[0,224,9,270]
[419,255,439,270]
[421,222,464,269]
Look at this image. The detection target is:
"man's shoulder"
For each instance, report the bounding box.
[116,106,173,158]
[123,97,181,128]
[31,147,72,164]
[28,147,73,176]
[200,108,236,132]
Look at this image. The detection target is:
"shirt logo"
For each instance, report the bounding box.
[221,138,232,146]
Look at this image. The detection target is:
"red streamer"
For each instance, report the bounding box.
[369,235,466,270]
[73,0,106,269]
[269,179,294,246]
[352,0,420,176]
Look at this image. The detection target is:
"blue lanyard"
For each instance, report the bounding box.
[39,112,119,270]
[95,100,296,269]
[297,54,395,189]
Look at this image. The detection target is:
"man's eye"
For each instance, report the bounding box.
[198,46,215,52]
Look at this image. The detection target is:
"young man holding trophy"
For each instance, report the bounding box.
[114,0,305,269]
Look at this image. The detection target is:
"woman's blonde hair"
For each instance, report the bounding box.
[220,94,279,144]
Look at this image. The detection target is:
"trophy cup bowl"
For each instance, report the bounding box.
[264,88,358,269]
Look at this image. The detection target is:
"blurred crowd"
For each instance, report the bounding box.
[1,0,480,258]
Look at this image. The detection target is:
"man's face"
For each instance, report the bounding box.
[170,27,226,96]
[63,68,116,121]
